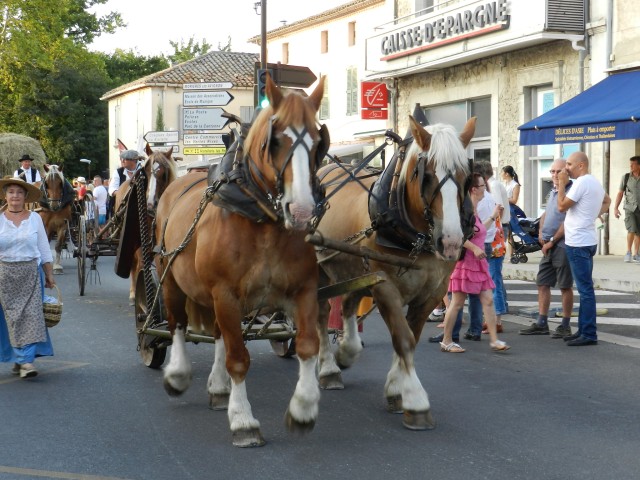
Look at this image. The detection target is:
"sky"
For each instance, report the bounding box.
[89,0,349,57]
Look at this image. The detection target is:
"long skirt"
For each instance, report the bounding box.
[0,263,54,364]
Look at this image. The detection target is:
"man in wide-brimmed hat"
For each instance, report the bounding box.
[13,154,42,187]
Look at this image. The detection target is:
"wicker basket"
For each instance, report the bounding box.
[43,285,63,328]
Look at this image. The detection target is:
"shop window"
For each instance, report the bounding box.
[423,97,491,138]
[348,22,356,47]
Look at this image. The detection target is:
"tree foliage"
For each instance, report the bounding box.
[167,36,212,65]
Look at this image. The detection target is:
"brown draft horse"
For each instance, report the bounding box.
[315,116,476,430]
[38,164,75,274]
[154,75,326,447]
[115,144,178,303]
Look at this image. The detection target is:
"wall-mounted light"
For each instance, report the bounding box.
[254,2,261,15]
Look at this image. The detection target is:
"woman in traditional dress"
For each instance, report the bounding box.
[439,173,510,353]
[0,177,56,378]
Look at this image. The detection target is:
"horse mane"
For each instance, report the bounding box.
[403,123,470,178]
[244,92,317,152]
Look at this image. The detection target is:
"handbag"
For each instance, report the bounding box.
[491,218,506,258]
[43,285,63,328]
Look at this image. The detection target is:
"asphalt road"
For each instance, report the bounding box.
[1,254,639,480]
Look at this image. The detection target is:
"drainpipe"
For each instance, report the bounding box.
[602,0,613,255]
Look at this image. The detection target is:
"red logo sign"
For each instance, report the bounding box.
[361,82,388,109]
[361,109,388,120]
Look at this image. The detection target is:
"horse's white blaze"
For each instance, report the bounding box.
[207,337,231,397]
[282,127,315,226]
[163,328,192,392]
[146,172,157,208]
[228,380,260,432]
[288,356,320,422]
[439,177,464,259]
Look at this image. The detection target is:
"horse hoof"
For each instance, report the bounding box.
[232,428,266,448]
[284,408,316,435]
[402,409,436,430]
[386,395,403,414]
[163,378,185,397]
[319,372,344,390]
[208,393,229,410]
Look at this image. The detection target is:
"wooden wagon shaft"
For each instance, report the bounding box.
[306,233,421,270]
[317,272,387,300]
[142,327,302,344]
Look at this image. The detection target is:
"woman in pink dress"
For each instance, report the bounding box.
[440,173,511,353]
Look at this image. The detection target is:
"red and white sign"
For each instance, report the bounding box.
[361,109,388,120]
[360,82,389,109]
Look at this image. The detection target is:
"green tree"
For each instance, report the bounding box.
[101,49,169,89]
[167,37,212,65]
[0,0,122,178]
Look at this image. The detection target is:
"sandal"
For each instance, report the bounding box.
[440,342,465,353]
[490,340,511,352]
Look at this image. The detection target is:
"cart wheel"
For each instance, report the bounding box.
[521,254,528,263]
[135,273,166,368]
[269,338,297,358]
[77,216,87,296]
[510,255,520,264]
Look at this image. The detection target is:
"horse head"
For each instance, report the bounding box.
[142,145,178,209]
[41,164,67,212]
[403,116,476,261]
[244,73,328,230]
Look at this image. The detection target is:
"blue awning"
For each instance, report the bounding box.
[518,70,640,145]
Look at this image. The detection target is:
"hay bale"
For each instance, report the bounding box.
[0,133,47,177]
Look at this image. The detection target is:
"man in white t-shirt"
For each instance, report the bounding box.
[92,176,108,226]
[557,152,611,346]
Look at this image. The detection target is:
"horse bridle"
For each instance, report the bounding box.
[245,115,327,219]
[41,173,65,211]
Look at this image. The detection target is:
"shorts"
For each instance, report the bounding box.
[98,214,107,226]
[536,245,573,289]
[624,208,640,234]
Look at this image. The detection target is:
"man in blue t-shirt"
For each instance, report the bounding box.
[520,158,574,338]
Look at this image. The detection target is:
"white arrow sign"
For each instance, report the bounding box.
[182,108,229,131]
[183,82,234,90]
[183,133,225,145]
[183,91,234,107]
[144,131,179,143]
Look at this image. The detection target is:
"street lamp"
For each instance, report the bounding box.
[80,158,91,179]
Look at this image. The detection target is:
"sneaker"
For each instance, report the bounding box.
[633,255,640,264]
[624,252,632,262]
[551,325,572,339]
[427,309,445,322]
[519,323,550,335]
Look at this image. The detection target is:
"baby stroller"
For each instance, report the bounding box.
[508,204,541,264]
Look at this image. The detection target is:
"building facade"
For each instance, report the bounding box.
[100,51,259,175]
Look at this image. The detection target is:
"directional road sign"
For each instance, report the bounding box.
[182,108,229,131]
[144,131,179,143]
[183,133,225,146]
[261,63,317,88]
[184,147,226,155]
[183,82,234,90]
[184,91,234,107]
